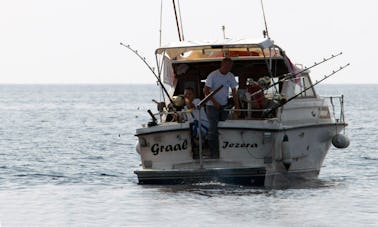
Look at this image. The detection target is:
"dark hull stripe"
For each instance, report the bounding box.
[134,167,266,185]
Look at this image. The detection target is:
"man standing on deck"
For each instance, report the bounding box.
[204,57,240,158]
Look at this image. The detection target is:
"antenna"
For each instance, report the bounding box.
[177,0,185,40]
[159,0,163,46]
[172,0,184,41]
[260,0,270,39]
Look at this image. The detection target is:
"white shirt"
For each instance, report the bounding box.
[205,69,238,106]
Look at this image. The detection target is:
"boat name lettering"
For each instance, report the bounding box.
[151,139,188,155]
[222,141,258,149]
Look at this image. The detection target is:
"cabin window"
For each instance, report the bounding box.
[293,74,315,97]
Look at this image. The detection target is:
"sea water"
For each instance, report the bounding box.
[0,84,377,226]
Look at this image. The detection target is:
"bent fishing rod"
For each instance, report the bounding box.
[250,52,343,98]
[120,42,174,105]
[265,63,351,115]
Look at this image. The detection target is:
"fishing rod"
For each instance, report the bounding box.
[198,85,224,107]
[265,63,351,116]
[250,52,343,98]
[281,52,343,82]
[120,42,174,105]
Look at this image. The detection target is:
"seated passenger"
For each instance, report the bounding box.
[183,87,209,138]
[246,78,266,109]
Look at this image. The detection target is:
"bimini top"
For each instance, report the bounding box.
[155,38,276,60]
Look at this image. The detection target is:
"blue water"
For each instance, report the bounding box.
[0,84,377,226]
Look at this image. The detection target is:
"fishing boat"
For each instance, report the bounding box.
[124,2,350,188]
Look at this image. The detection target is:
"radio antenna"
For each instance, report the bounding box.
[159,0,163,46]
[172,0,183,41]
[177,0,185,40]
[260,0,270,39]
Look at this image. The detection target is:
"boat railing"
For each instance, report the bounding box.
[322,95,346,123]
[157,107,273,124]
[224,92,284,119]
[158,109,201,123]
[156,95,346,123]
[225,108,275,119]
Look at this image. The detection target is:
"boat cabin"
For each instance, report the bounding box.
[155,39,317,120]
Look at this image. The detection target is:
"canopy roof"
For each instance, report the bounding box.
[155,38,276,59]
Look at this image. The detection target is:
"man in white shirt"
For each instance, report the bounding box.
[204,57,240,158]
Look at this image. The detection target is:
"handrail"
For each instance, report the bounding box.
[322,95,346,123]
[152,94,346,123]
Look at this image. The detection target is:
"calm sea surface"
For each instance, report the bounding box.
[0,84,377,226]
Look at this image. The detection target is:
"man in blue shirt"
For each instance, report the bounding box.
[204,57,240,158]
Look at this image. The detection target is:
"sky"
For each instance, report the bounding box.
[0,0,377,84]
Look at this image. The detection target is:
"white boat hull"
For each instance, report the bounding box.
[135,120,346,188]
